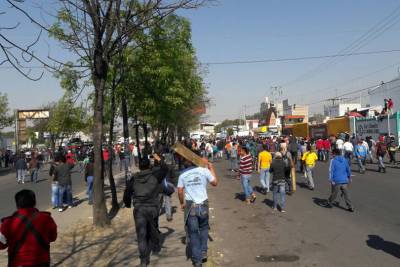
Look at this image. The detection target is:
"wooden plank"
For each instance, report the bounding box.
[172,143,207,167]
[291,167,296,192]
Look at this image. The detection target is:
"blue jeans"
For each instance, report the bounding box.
[259,168,270,192]
[318,150,325,161]
[30,168,38,183]
[58,185,73,207]
[344,151,352,167]
[357,157,366,172]
[86,176,94,204]
[187,205,209,265]
[241,174,253,199]
[378,156,385,169]
[51,183,60,208]
[273,183,286,209]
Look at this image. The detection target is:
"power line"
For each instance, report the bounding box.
[289,60,400,100]
[306,78,400,106]
[280,4,400,87]
[202,48,400,65]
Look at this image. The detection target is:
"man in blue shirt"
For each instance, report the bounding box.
[178,158,218,267]
[354,139,367,174]
[327,149,354,212]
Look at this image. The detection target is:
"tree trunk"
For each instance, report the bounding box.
[135,116,141,162]
[108,88,119,213]
[92,53,110,227]
[121,96,130,185]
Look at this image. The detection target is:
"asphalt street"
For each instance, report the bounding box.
[208,158,400,267]
[0,165,88,219]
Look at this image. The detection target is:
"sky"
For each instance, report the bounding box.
[2,0,400,123]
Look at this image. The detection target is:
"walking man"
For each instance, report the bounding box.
[0,189,58,267]
[84,156,94,205]
[376,136,387,173]
[177,157,218,267]
[239,147,256,204]
[123,156,168,267]
[327,149,354,212]
[302,147,318,190]
[354,140,367,173]
[15,154,27,184]
[270,152,287,212]
[29,153,39,183]
[258,144,272,194]
[343,138,354,167]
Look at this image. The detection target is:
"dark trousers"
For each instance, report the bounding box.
[134,206,160,263]
[328,184,353,209]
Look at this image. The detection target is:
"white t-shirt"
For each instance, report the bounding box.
[178,167,215,204]
[336,139,344,150]
[343,142,354,152]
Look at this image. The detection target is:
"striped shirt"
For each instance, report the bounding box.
[239,154,253,175]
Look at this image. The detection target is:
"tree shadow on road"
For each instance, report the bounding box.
[366,235,400,259]
[51,220,138,267]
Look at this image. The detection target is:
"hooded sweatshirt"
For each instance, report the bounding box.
[329,156,351,184]
[129,164,168,208]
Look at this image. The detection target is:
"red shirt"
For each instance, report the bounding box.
[316,139,324,150]
[323,139,331,150]
[0,208,57,267]
[103,150,109,161]
[66,152,75,165]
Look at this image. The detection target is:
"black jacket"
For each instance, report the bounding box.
[270,159,286,184]
[124,164,168,208]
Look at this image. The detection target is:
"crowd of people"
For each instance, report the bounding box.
[0,132,398,267]
[188,132,398,215]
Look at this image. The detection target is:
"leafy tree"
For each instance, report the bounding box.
[0,93,14,130]
[47,0,207,227]
[124,15,207,143]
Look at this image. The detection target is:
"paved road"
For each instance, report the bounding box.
[208,159,400,267]
[0,165,88,219]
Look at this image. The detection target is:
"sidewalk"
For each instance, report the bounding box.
[0,167,220,267]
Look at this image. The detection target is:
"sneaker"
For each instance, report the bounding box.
[348,207,355,212]
[202,251,208,263]
[68,205,73,209]
[281,210,286,213]
[58,208,63,212]
[273,207,278,211]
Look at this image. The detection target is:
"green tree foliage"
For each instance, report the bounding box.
[124,15,207,140]
[0,93,14,129]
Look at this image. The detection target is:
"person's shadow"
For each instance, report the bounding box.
[366,235,400,259]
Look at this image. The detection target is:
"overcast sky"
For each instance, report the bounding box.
[1,0,400,123]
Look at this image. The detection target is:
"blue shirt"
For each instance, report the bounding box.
[329,156,351,184]
[178,167,215,204]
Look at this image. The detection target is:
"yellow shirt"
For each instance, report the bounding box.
[302,151,318,166]
[258,151,272,169]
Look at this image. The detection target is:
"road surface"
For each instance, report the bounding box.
[208,158,400,267]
